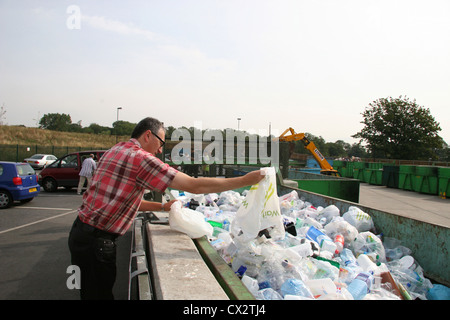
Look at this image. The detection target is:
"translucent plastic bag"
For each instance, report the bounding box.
[169,201,213,239]
[342,206,374,232]
[231,167,284,242]
[350,231,386,262]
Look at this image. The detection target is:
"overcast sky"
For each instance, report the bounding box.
[1,0,449,144]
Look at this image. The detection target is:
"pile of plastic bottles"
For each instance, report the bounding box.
[171,189,449,300]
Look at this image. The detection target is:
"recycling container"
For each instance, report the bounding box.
[399,165,416,191]
[413,166,438,195]
[382,165,400,189]
[288,170,360,202]
[438,167,450,199]
[352,162,367,181]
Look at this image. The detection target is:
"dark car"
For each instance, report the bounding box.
[38,150,106,192]
[0,161,41,209]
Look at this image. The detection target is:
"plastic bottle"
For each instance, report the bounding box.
[317,234,337,254]
[207,220,223,228]
[305,225,325,243]
[305,278,337,298]
[334,234,344,254]
[340,248,358,269]
[339,249,362,283]
[357,254,378,274]
[290,242,314,258]
[280,278,314,299]
[242,275,259,295]
[346,272,373,300]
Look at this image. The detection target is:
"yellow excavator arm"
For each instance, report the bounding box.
[277,127,340,176]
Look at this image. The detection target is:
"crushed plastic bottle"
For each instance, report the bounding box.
[280,278,314,299]
[346,272,373,300]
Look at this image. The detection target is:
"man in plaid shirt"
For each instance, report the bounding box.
[68,117,264,300]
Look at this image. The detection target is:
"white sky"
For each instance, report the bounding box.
[1,0,449,144]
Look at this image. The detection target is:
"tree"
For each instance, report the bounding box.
[327,140,348,157]
[39,113,72,131]
[346,142,369,158]
[352,96,444,160]
[112,120,136,136]
[85,123,111,135]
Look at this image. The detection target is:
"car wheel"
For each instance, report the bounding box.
[0,190,13,209]
[43,177,58,192]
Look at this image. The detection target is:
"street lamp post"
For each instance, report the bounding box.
[237,118,241,131]
[116,107,122,143]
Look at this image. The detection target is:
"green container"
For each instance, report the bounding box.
[353,168,365,181]
[338,167,347,177]
[399,165,416,191]
[363,169,383,185]
[438,167,450,199]
[368,162,384,170]
[289,171,360,203]
[352,162,367,181]
[333,160,345,168]
[382,165,400,188]
[353,162,367,169]
[345,162,354,178]
[413,166,438,195]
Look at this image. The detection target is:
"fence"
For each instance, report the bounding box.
[0,144,113,162]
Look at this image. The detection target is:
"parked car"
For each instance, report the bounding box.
[39,150,106,192]
[0,161,41,209]
[23,154,58,169]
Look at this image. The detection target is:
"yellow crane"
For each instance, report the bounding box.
[277,127,340,176]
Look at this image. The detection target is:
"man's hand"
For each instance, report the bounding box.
[162,199,178,211]
[242,169,265,186]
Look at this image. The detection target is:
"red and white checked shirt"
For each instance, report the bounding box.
[78,138,178,235]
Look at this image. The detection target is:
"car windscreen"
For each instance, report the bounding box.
[16,164,35,175]
[30,155,44,159]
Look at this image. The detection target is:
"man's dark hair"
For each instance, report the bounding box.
[131,117,164,139]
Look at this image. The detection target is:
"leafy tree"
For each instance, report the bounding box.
[112,120,136,136]
[353,96,444,160]
[327,140,348,157]
[346,142,369,158]
[85,123,111,135]
[39,113,72,131]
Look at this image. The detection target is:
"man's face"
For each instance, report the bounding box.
[146,128,165,155]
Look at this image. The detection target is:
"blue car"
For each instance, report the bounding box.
[0,161,41,209]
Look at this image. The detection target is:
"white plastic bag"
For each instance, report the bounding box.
[342,206,374,232]
[169,201,213,239]
[231,167,284,242]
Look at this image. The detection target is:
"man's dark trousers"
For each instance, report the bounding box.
[68,216,118,300]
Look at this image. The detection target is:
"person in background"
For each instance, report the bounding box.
[76,153,96,195]
[68,117,264,300]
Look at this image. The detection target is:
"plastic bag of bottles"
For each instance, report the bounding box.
[316,205,340,225]
[342,206,374,232]
[324,219,359,244]
[350,231,386,262]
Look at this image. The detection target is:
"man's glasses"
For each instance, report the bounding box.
[151,131,165,148]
